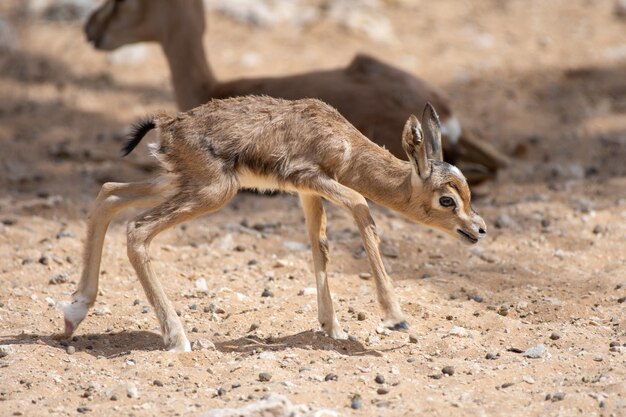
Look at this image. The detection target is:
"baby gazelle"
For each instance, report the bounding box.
[62,96,486,352]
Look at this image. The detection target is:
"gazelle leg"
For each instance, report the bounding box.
[312,179,408,331]
[126,183,236,352]
[300,194,347,340]
[63,181,166,338]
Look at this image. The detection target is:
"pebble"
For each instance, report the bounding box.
[618,296,625,304]
[357,312,366,321]
[377,387,389,395]
[93,306,111,316]
[249,323,260,332]
[494,213,519,229]
[553,392,566,402]
[126,382,139,399]
[501,382,514,389]
[110,394,118,401]
[153,380,163,387]
[374,374,385,384]
[0,345,12,358]
[522,375,535,384]
[142,306,149,314]
[49,273,68,285]
[447,326,468,337]
[358,272,371,280]
[324,373,338,381]
[609,341,620,347]
[408,333,418,344]
[350,394,362,409]
[192,339,216,351]
[76,406,91,414]
[66,346,75,355]
[497,305,509,316]
[523,344,546,358]
[261,288,274,297]
[592,225,603,234]
[195,278,208,292]
[550,332,562,340]
[258,372,272,382]
[442,366,455,376]
[486,352,499,360]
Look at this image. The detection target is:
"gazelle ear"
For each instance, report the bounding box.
[402,114,431,179]
[422,103,443,161]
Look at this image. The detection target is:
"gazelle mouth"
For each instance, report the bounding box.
[457,229,479,244]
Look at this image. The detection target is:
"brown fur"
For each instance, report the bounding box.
[61,96,486,351]
[84,0,509,180]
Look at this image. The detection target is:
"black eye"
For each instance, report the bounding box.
[439,196,455,207]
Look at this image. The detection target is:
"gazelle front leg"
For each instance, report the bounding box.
[314,179,408,331]
[299,194,347,340]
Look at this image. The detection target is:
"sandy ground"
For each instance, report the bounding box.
[0,1,625,416]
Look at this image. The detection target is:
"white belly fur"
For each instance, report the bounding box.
[237,169,298,193]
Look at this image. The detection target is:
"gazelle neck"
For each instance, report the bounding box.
[342,150,414,213]
[161,29,218,110]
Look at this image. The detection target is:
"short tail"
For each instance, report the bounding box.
[122,117,156,157]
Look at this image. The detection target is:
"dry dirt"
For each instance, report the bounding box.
[0,1,625,416]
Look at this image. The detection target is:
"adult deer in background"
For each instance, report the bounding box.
[61,97,486,351]
[84,0,508,183]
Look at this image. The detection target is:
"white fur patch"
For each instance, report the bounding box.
[237,169,297,193]
[441,117,461,145]
[64,295,90,326]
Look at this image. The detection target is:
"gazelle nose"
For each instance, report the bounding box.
[478,227,486,235]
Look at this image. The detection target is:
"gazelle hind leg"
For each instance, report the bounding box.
[310,178,408,331]
[126,182,236,352]
[299,194,347,340]
[63,181,166,338]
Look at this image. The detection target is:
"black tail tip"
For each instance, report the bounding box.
[122,118,156,157]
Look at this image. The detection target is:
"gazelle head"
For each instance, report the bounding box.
[84,0,205,50]
[402,104,486,244]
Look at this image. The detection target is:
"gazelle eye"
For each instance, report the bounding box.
[439,196,455,208]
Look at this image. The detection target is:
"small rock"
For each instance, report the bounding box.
[66,346,76,355]
[376,387,389,395]
[248,323,260,332]
[501,382,514,389]
[358,272,371,280]
[497,305,509,316]
[350,394,362,409]
[217,387,227,396]
[258,372,272,382]
[234,244,246,252]
[153,380,163,387]
[261,288,274,298]
[522,375,535,384]
[93,306,110,316]
[550,332,562,340]
[429,373,443,380]
[324,373,338,381]
[192,339,216,351]
[76,406,91,414]
[126,382,139,399]
[609,341,620,347]
[374,374,385,384]
[523,344,546,358]
[110,394,118,401]
[142,306,149,314]
[553,392,566,402]
[357,312,366,321]
[494,213,518,229]
[592,225,603,234]
[298,287,316,296]
[485,352,499,360]
[447,326,468,337]
[442,366,455,376]
[618,296,625,304]
[408,333,418,344]
[189,303,197,310]
[0,345,13,358]
[380,239,399,258]
[49,273,68,285]
[195,278,208,292]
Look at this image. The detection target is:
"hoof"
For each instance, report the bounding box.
[328,328,349,340]
[63,318,76,338]
[166,337,191,353]
[388,320,410,332]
